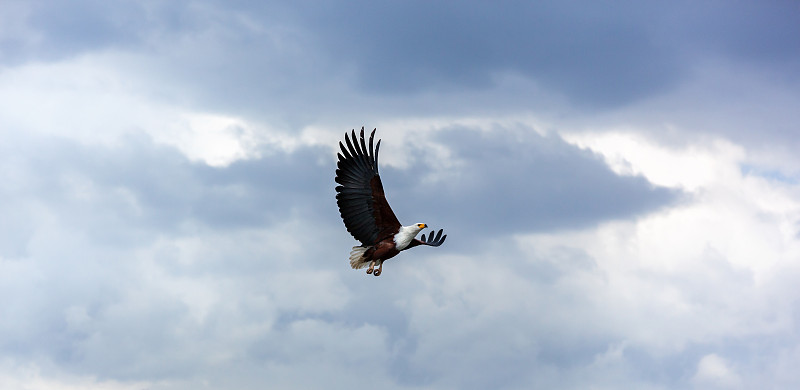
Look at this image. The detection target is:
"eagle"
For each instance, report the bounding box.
[335,127,447,276]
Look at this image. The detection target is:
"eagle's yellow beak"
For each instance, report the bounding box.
[418,223,427,229]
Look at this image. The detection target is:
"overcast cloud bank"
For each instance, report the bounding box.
[1,1,800,389]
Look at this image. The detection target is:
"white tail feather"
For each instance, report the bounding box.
[349,246,370,269]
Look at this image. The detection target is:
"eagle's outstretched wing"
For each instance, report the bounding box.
[407,228,447,249]
[335,128,401,246]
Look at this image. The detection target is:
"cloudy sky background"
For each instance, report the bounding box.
[1,1,799,389]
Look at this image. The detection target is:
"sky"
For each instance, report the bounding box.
[1,1,799,389]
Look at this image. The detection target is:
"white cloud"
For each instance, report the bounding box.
[562,130,746,191]
[0,361,153,390]
[0,53,294,167]
[692,354,742,389]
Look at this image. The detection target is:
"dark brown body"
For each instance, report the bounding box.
[366,239,401,262]
[361,238,401,275]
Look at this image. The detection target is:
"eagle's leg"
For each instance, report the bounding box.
[373,261,383,276]
[366,260,376,274]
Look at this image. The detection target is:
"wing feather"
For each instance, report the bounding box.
[406,228,448,249]
[335,127,401,245]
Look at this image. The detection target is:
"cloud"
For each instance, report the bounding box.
[0,122,679,389]
[692,354,742,389]
[5,0,794,123]
[382,125,678,239]
[302,1,685,107]
[3,86,799,390]
[0,133,333,248]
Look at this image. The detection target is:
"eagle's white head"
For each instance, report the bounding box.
[394,223,427,250]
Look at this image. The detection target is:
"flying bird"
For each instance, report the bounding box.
[335,127,447,276]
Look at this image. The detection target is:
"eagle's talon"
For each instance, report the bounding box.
[374,269,381,276]
[366,268,373,274]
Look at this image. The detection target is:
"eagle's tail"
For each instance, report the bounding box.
[349,246,370,269]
